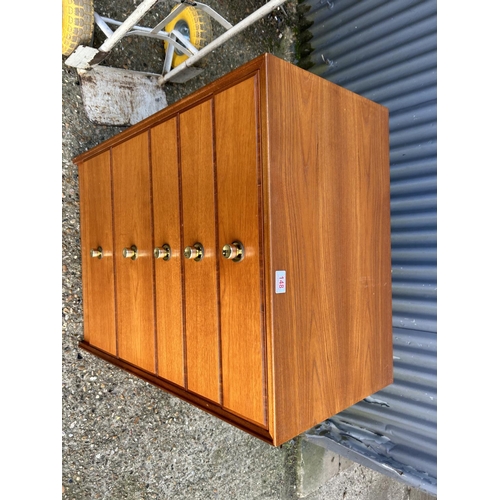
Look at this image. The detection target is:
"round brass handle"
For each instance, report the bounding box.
[90,246,103,259]
[222,241,244,262]
[184,243,204,262]
[154,244,171,261]
[122,245,138,260]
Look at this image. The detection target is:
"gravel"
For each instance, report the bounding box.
[62,1,300,499]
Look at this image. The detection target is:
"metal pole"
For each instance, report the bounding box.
[158,0,287,85]
[98,0,162,53]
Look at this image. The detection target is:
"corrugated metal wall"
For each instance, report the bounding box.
[297,0,437,495]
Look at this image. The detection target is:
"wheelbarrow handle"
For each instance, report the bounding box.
[158,0,288,85]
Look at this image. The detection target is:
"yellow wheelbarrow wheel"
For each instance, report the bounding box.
[62,0,95,56]
[164,5,213,68]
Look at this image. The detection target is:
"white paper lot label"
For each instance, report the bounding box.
[275,270,286,294]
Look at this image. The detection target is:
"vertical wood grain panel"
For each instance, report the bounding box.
[79,151,117,354]
[112,132,156,373]
[265,56,392,444]
[215,76,266,426]
[150,118,185,386]
[180,101,220,403]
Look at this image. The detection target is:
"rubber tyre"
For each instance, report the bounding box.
[62,0,95,56]
[164,5,213,68]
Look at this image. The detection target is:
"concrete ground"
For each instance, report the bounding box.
[62,1,437,498]
[295,439,435,500]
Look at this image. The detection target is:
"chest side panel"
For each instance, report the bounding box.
[265,56,392,445]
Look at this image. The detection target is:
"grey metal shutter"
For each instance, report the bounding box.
[297,0,437,494]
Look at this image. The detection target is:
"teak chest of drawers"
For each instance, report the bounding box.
[75,53,393,446]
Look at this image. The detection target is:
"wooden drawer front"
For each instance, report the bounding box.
[180,101,220,404]
[150,118,185,387]
[112,133,156,373]
[79,152,117,355]
[215,76,266,426]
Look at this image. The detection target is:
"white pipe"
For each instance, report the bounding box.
[158,0,287,85]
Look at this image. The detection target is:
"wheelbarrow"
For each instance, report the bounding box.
[62,0,287,125]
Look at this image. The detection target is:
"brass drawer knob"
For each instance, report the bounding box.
[184,243,204,262]
[222,241,244,262]
[122,245,138,260]
[154,244,171,261]
[90,246,103,259]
